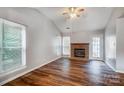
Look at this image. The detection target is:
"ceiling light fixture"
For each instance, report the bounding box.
[62,7,84,19]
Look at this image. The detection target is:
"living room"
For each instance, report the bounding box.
[0,7,124,86]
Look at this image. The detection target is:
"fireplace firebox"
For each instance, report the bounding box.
[74,49,85,57]
[70,43,89,61]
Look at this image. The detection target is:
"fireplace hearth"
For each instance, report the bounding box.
[70,43,89,61]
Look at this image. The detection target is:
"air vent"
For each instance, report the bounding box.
[66,27,70,29]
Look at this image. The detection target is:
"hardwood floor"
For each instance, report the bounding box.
[3,58,124,86]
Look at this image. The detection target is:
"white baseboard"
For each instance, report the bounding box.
[102,61,124,73]
[0,66,26,77]
[0,56,62,86]
[105,62,116,72]
[62,56,70,58]
[116,69,124,73]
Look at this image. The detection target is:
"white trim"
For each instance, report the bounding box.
[105,62,116,72]
[0,65,26,77]
[105,61,124,73]
[62,55,70,58]
[116,70,124,73]
[0,18,26,74]
[22,26,26,66]
[0,56,61,86]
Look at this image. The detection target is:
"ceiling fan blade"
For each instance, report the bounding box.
[78,8,84,12]
[62,12,68,15]
[77,15,80,17]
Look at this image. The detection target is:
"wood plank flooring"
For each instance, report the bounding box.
[3,58,124,86]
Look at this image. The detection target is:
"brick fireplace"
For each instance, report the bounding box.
[70,43,89,61]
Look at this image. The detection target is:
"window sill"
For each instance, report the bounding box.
[0,65,26,77]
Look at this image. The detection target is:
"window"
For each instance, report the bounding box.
[62,36,70,56]
[92,37,100,58]
[0,18,26,74]
[54,36,61,56]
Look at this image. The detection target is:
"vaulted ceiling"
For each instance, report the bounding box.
[35,7,114,33]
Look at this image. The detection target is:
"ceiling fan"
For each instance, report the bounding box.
[62,7,85,19]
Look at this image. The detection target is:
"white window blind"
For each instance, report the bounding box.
[0,18,26,74]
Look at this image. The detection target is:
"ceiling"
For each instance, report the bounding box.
[35,7,114,33]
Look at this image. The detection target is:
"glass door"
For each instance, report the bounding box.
[92,37,100,58]
[91,36,103,61]
[62,36,70,57]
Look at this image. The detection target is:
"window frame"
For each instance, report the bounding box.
[92,36,101,58]
[0,18,26,75]
[62,36,70,56]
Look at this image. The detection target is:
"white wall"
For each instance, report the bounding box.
[0,8,62,85]
[105,8,116,70]
[116,18,124,72]
[105,8,124,71]
[63,30,104,60]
